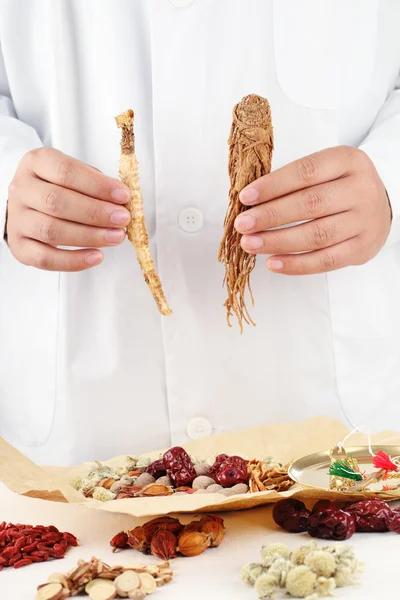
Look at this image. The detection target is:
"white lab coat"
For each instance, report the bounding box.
[0,0,400,466]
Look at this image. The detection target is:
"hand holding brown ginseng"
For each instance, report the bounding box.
[218,94,274,331]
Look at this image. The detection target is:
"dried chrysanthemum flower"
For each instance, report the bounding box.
[290,542,318,565]
[261,543,291,562]
[241,563,267,586]
[268,558,293,588]
[285,566,317,598]
[315,576,336,597]
[254,573,277,598]
[334,566,354,588]
[304,551,336,578]
[92,487,117,502]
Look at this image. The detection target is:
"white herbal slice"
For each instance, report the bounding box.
[88,579,117,600]
[35,583,64,600]
[138,573,157,595]
[47,574,70,589]
[128,591,146,600]
[115,571,141,595]
[86,579,110,594]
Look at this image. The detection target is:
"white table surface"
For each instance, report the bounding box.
[0,482,397,599]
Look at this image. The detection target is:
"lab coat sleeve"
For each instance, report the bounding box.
[359,74,400,245]
[0,45,43,246]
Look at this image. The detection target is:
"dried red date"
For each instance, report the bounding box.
[346,499,392,532]
[163,447,196,487]
[306,500,355,541]
[146,458,167,479]
[273,499,311,533]
[387,511,400,534]
[209,454,248,488]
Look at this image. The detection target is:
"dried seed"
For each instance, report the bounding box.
[35,583,64,600]
[114,570,141,595]
[138,572,157,595]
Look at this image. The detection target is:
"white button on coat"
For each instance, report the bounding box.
[178,208,204,233]
[187,418,213,440]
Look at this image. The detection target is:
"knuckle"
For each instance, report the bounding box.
[43,189,60,215]
[310,222,335,249]
[297,155,320,185]
[262,204,279,227]
[86,204,105,225]
[57,159,75,187]
[38,220,59,244]
[34,250,52,270]
[302,188,325,216]
[321,251,337,271]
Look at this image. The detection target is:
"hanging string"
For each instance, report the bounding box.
[337,426,375,457]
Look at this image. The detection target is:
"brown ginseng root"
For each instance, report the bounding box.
[115,110,172,316]
[218,94,273,331]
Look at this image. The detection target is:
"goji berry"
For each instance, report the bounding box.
[14,537,26,553]
[63,532,78,546]
[22,542,38,553]
[42,532,62,544]
[13,558,33,569]
[8,553,22,566]
[29,554,44,562]
[29,556,44,563]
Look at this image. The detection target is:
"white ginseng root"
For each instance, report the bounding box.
[115,109,172,316]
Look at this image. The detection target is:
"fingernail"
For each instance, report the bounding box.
[105,228,125,244]
[111,187,130,203]
[242,235,263,251]
[110,210,130,225]
[240,187,259,204]
[235,214,255,232]
[267,258,284,271]
[86,251,104,266]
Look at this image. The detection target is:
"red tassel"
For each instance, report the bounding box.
[373,450,398,476]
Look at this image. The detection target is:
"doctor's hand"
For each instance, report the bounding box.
[235,146,392,275]
[6,148,131,271]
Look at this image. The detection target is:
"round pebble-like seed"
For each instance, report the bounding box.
[220,488,235,497]
[194,489,208,494]
[231,483,249,495]
[192,476,216,490]
[206,484,224,493]
[134,473,156,486]
[173,492,189,496]
[156,476,173,486]
[194,463,211,477]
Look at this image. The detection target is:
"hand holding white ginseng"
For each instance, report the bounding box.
[236,146,392,275]
[6,148,131,271]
